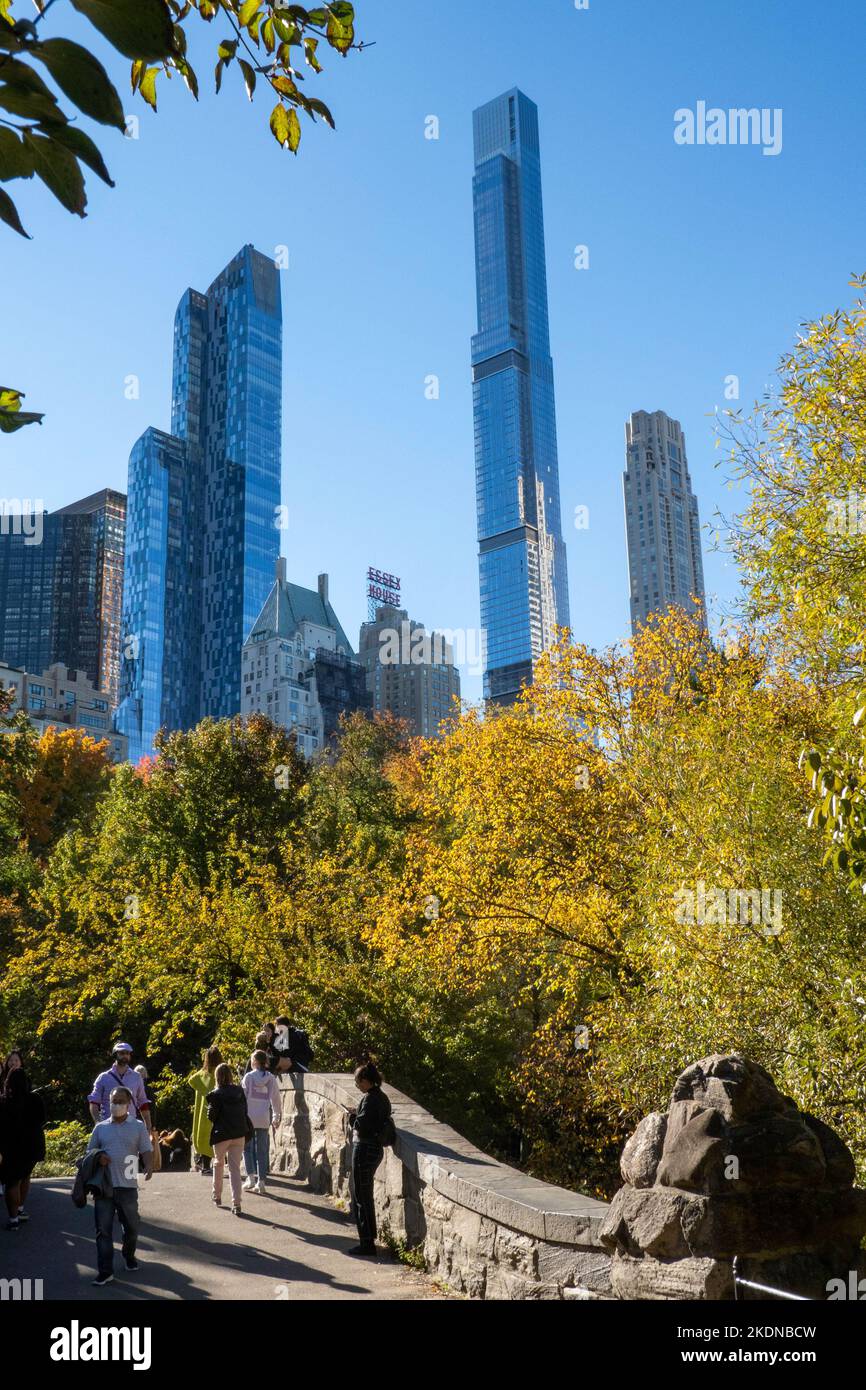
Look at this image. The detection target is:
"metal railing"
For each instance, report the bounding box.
[732,1256,812,1301]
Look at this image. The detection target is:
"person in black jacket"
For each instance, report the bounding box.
[206,1064,249,1216]
[0,1069,46,1230]
[346,1062,392,1256]
[268,1016,314,1075]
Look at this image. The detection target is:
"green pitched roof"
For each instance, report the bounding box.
[247,576,354,657]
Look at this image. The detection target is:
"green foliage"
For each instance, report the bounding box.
[2,0,363,431]
[32,1118,90,1176]
[0,0,362,238]
[378,1223,427,1270]
[0,383,43,429]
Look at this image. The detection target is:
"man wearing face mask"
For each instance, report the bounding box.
[88,1043,152,1133]
[86,1085,153,1287]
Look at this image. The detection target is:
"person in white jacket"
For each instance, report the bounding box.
[241,1051,282,1194]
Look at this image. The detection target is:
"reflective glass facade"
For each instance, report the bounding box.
[0,490,126,707]
[117,246,282,761]
[471,90,570,703]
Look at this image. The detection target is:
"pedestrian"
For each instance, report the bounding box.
[241,1050,281,1194]
[207,1063,249,1216]
[346,1062,393,1257]
[88,1043,152,1132]
[188,1046,222,1175]
[0,1069,46,1231]
[269,1016,314,1075]
[86,1084,153,1286]
[1,1049,23,1095]
[237,1033,271,1083]
[134,1065,157,1127]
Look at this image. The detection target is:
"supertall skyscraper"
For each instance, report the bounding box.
[0,489,126,707]
[623,409,706,632]
[117,245,282,761]
[471,89,570,704]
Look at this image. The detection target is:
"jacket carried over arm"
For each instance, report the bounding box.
[72,1147,113,1208]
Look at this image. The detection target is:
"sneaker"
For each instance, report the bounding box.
[242,1177,255,1191]
[124,1258,139,1271]
[92,1274,114,1287]
[231,1205,242,1216]
[250,1180,262,1194]
[257,1179,267,1193]
[5,1218,20,1231]
[17,1209,29,1223]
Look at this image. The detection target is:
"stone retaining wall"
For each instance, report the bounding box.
[272,1073,611,1301]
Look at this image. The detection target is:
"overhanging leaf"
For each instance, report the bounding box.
[239,59,256,102]
[70,0,177,62]
[49,124,114,185]
[31,38,125,129]
[0,184,29,236]
[0,82,66,124]
[269,100,289,147]
[0,127,35,181]
[23,131,87,216]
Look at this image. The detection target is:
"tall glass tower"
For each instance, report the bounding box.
[471,89,570,704]
[117,245,282,761]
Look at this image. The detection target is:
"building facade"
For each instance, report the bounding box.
[623,409,706,632]
[241,560,370,756]
[471,88,570,704]
[0,490,126,708]
[117,245,282,762]
[358,605,461,738]
[0,660,128,762]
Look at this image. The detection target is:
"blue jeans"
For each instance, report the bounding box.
[244,1127,270,1182]
[94,1187,140,1277]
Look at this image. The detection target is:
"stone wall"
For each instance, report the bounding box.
[272,1073,611,1301]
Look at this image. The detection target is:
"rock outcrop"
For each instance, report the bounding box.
[600,1053,866,1299]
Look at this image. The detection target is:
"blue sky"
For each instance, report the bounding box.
[3,0,865,701]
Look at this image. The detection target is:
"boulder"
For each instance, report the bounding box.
[620,1111,667,1188]
[603,1053,866,1300]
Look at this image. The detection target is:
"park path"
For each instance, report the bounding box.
[4,1173,446,1301]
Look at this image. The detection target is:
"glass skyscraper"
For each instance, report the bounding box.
[0,489,126,707]
[471,89,570,704]
[117,245,282,762]
[623,409,706,632]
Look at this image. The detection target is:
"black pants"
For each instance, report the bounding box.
[351,1142,383,1247]
[94,1188,140,1277]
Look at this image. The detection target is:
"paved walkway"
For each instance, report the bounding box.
[4,1174,445,1301]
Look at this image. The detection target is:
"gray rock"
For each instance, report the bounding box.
[621,1111,667,1188]
[657,1105,727,1192]
[801,1112,857,1189]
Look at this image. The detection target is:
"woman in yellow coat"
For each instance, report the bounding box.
[188,1046,222,1175]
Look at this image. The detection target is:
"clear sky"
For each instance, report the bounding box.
[4,0,865,701]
